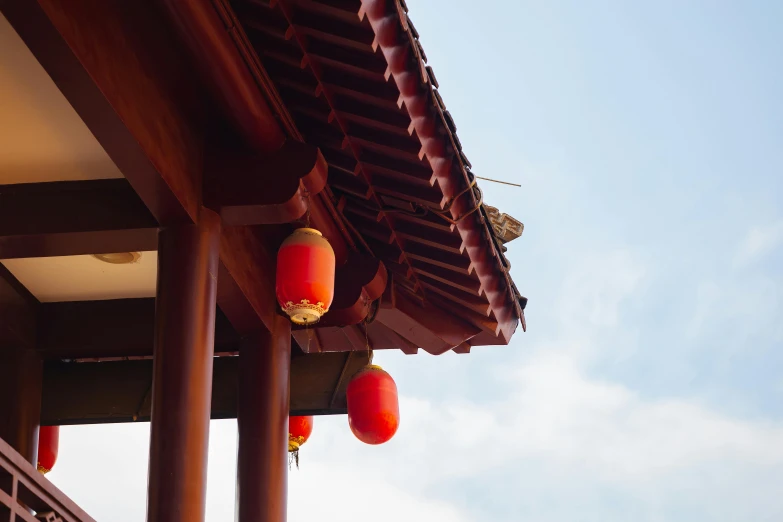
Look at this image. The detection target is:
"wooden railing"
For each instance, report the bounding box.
[0,437,95,522]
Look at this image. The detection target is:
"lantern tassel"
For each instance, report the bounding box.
[288,449,300,470]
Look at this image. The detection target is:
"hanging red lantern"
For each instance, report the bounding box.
[37,425,59,474]
[346,365,399,445]
[276,228,335,325]
[289,416,313,468]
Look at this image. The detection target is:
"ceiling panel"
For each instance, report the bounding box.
[1,252,157,302]
[0,14,123,184]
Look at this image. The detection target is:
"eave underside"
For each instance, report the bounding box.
[0,0,526,421]
[230,0,525,349]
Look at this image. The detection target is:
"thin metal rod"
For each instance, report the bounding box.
[474,176,521,187]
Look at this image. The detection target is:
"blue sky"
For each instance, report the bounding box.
[48,1,783,520]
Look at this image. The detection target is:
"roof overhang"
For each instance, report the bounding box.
[0,0,528,420]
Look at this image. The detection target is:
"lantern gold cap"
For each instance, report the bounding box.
[289,434,306,452]
[282,299,328,325]
[293,227,323,237]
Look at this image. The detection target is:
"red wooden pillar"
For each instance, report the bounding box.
[237,315,292,522]
[146,209,221,522]
[0,347,42,465]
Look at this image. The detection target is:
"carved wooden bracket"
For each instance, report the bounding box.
[292,252,387,329]
[204,140,328,225]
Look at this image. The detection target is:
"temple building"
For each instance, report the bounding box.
[0,1,525,521]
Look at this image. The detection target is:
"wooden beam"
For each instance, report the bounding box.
[219,226,289,335]
[40,351,371,425]
[158,0,287,154]
[0,180,158,259]
[3,0,201,225]
[0,263,38,351]
[205,140,328,226]
[36,284,396,361]
[37,298,239,361]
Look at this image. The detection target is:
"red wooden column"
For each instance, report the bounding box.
[237,315,292,522]
[0,347,42,465]
[147,209,221,522]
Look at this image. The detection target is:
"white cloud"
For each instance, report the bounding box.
[686,270,781,345]
[289,463,471,522]
[558,250,646,329]
[550,248,647,365]
[504,354,783,478]
[734,221,783,267]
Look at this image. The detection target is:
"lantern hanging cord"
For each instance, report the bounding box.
[364,322,370,361]
[365,298,380,324]
[362,310,375,365]
[303,189,311,228]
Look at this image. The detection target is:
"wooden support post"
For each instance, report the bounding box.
[237,315,292,522]
[0,347,42,465]
[146,209,221,522]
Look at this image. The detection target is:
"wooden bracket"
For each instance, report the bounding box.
[298,252,387,328]
[204,140,328,225]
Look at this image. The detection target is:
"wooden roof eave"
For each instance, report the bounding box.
[166,0,391,327]
[158,0,440,338]
[237,0,521,348]
[359,0,521,342]
[159,0,396,330]
[235,0,523,345]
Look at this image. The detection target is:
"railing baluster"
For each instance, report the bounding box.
[0,438,95,522]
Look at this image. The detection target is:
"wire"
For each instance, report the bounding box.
[474,176,521,187]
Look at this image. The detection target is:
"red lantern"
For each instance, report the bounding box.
[276,228,335,325]
[37,425,59,474]
[289,415,313,468]
[346,365,399,445]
